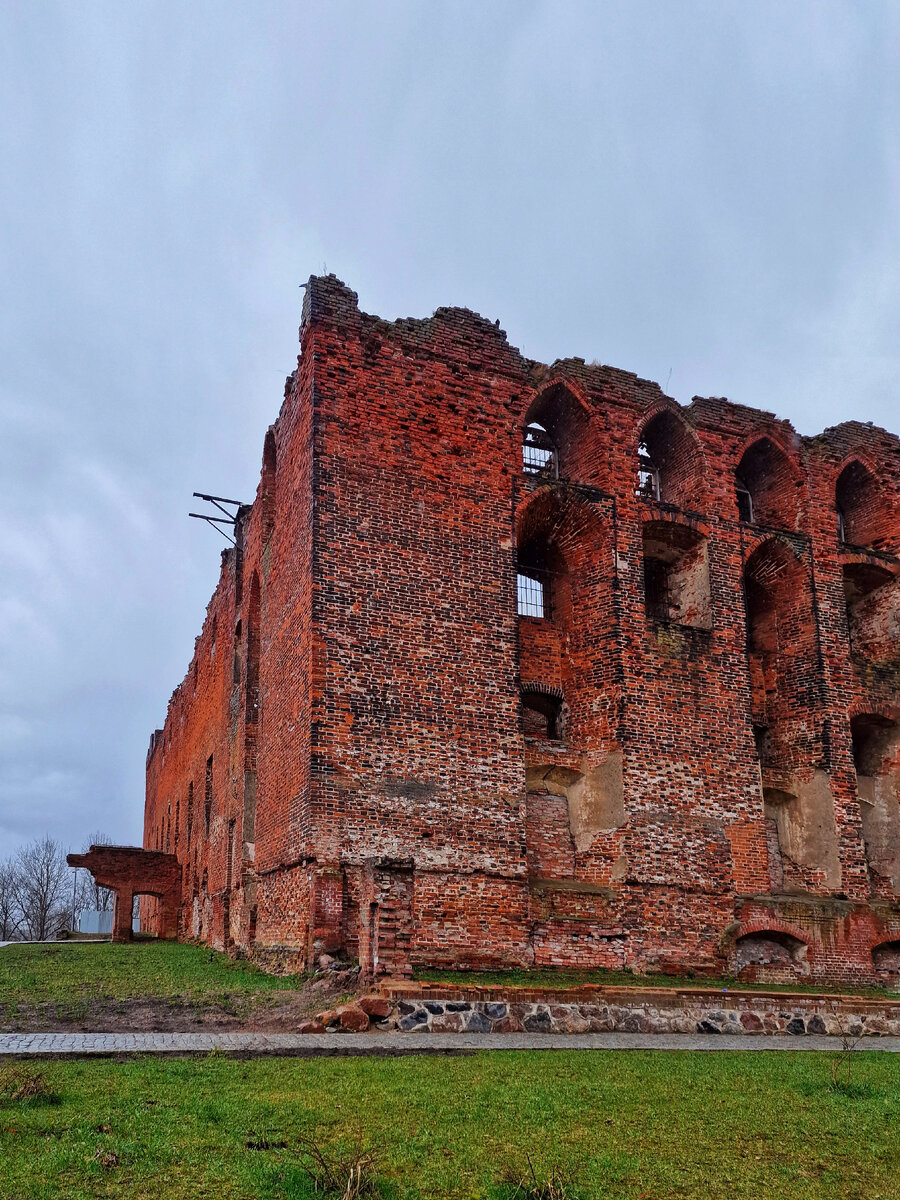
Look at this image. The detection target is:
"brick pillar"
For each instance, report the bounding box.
[113,888,133,942]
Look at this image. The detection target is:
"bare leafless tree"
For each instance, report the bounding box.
[14,837,70,941]
[76,831,114,914]
[0,859,21,940]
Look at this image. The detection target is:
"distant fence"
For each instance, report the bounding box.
[77,910,141,935]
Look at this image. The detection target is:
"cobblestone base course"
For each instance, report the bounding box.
[381,984,900,1037]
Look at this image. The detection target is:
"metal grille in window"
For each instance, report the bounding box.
[636,442,660,500]
[836,507,847,543]
[517,572,546,618]
[643,557,671,621]
[736,478,754,524]
[522,423,558,478]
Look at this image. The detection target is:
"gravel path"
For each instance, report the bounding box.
[3,1030,900,1057]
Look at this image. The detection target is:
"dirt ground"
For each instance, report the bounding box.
[0,974,354,1033]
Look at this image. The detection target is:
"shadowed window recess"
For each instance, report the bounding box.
[521,686,563,741]
[641,521,711,628]
[635,411,703,508]
[735,438,802,530]
[836,460,895,552]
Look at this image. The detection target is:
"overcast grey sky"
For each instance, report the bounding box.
[1,1,898,858]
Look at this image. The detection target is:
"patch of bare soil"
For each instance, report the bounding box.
[1,974,357,1033]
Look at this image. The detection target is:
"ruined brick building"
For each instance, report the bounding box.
[118,276,900,984]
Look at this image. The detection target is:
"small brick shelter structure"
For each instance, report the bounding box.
[67,846,179,942]
[131,276,898,985]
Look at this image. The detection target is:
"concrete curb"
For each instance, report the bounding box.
[3,1030,900,1058]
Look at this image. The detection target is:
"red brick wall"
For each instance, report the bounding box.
[142,275,900,984]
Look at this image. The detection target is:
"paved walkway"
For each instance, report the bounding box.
[3,1031,900,1057]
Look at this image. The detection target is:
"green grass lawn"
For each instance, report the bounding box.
[415,965,900,999]
[0,942,305,1008]
[3,943,895,1012]
[1,1050,898,1199]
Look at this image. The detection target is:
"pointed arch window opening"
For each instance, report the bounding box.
[522,422,558,479]
[834,459,893,552]
[232,619,242,686]
[734,438,803,531]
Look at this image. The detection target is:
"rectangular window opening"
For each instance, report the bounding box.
[517,572,546,619]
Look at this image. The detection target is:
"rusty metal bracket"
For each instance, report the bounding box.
[189,492,245,546]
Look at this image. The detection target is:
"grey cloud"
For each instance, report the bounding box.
[1,0,898,855]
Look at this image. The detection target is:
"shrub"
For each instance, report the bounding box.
[295,1134,381,1198]
[0,1066,60,1106]
[491,1153,578,1200]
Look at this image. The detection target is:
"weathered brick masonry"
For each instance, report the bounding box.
[138,275,900,986]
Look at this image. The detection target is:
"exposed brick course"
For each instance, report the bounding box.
[131,275,899,986]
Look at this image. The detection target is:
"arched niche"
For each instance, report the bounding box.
[743,538,814,731]
[245,573,261,725]
[186,781,194,848]
[745,539,840,892]
[641,519,711,628]
[635,409,704,510]
[872,940,900,975]
[521,684,565,742]
[735,437,804,530]
[243,573,261,850]
[521,383,590,484]
[733,929,810,979]
[515,489,613,750]
[232,618,243,686]
[843,561,899,663]
[836,460,896,553]
[851,713,900,895]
